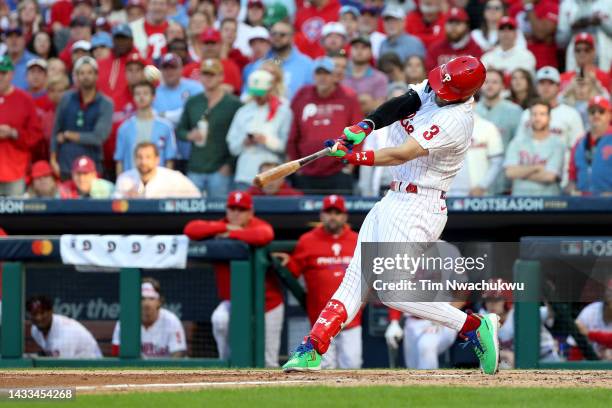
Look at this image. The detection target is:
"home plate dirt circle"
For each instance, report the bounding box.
[1,370,611,394]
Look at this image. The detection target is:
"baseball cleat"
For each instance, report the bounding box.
[282,337,321,372]
[464,313,500,375]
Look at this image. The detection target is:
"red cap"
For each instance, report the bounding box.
[322,194,346,212]
[588,95,611,111]
[200,28,221,43]
[574,32,595,48]
[248,0,265,7]
[446,7,469,23]
[126,51,147,66]
[31,160,54,179]
[227,191,253,210]
[498,16,517,29]
[72,155,96,174]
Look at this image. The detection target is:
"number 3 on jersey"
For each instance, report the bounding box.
[422,125,440,140]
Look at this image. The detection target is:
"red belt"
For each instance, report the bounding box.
[389,181,446,199]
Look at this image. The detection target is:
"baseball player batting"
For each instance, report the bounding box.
[282,56,501,375]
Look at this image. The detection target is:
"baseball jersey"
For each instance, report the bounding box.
[576,301,612,355]
[385,80,474,192]
[112,308,186,358]
[31,314,102,358]
[286,225,361,329]
[514,104,585,151]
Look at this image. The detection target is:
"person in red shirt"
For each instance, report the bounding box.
[183,28,242,95]
[26,58,56,163]
[293,0,341,58]
[183,191,284,367]
[220,18,250,71]
[560,33,610,92]
[509,0,558,69]
[247,162,303,196]
[405,0,446,48]
[425,7,483,70]
[272,194,361,368]
[0,55,43,197]
[130,0,170,60]
[287,57,362,194]
[57,16,93,74]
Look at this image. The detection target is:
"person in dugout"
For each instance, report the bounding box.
[183,190,284,367]
[112,277,187,358]
[272,194,362,368]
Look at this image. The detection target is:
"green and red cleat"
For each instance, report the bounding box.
[463,313,500,375]
[282,337,321,372]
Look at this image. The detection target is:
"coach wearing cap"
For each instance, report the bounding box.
[51,56,113,180]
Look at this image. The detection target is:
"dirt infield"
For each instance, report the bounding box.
[1,369,611,393]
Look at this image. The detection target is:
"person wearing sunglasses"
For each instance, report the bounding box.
[560,33,610,93]
[481,16,536,76]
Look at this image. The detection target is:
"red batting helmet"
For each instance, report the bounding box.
[428,55,486,102]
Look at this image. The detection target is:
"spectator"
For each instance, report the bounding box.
[262,2,290,28]
[115,81,176,173]
[318,22,348,58]
[508,68,538,110]
[272,194,362,369]
[220,18,250,71]
[24,161,59,199]
[247,161,303,196]
[183,191,283,367]
[99,0,129,26]
[59,155,114,199]
[404,0,445,47]
[97,24,136,103]
[246,0,266,27]
[91,32,113,61]
[26,59,52,112]
[557,0,612,72]
[248,21,314,100]
[403,55,427,85]
[471,0,505,52]
[377,53,405,84]
[379,5,426,63]
[512,0,559,69]
[575,278,612,360]
[358,83,407,197]
[177,58,242,198]
[258,59,286,99]
[567,96,612,196]
[51,57,113,180]
[287,57,362,194]
[16,0,42,43]
[112,278,187,358]
[293,0,341,59]
[130,0,170,60]
[126,0,147,23]
[561,69,609,128]
[515,67,585,174]
[0,55,42,197]
[357,5,386,60]
[505,99,565,196]
[153,53,203,170]
[227,70,292,190]
[344,36,388,115]
[339,4,360,42]
[241,27,271,83]
[184,28,242,95]
[449,100,504,197]
[560,33,610,92]
[26,295,102,358]
[70,40,93,68]
[57,16,93,73]
[481,17,536,76]
[33,74,70,163]
[330,51,351,90]
[3,27,36,90]
[426,7,483,70]
[115,142,200,198]
[28,30,57,60]
[47,58,67,81]
[168,0,189,28]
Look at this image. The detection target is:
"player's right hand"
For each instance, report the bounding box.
[385,320,404,349]
[342,121,373,146]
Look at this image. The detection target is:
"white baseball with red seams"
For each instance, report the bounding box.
[332,80,475,331]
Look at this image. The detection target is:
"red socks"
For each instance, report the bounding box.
[460,313,481,334]
[309,299,348,354]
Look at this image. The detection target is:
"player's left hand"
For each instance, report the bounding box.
[325,140,375,166]
[342,121,373,146]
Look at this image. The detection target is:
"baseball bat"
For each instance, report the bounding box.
[253,147,332,188]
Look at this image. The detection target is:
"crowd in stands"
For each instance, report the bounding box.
[0,0,611,198]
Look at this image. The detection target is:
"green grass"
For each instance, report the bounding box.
[6,386,612,408]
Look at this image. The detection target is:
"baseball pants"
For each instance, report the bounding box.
[321,326,363,369]
[211,300,284,367]
[403,317,457,369]
[331,190,468,332]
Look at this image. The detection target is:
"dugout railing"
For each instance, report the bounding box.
[0,236,267,368]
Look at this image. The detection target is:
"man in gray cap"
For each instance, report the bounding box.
[379,5,425,62]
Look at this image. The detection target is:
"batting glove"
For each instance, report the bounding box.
[326,142,375,166]
[385,320,404,349]
[342,121,373,146]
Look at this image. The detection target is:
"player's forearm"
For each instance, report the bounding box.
[365,89,422,130]
[373,139,428,166]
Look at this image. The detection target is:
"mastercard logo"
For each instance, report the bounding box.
[32,240,53,256]
[112,200,129,212]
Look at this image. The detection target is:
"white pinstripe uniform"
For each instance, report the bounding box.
[332,80,474,332]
